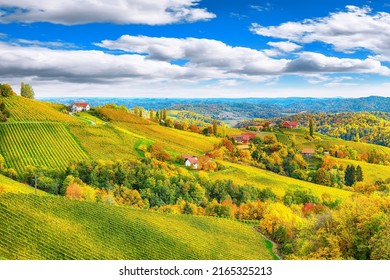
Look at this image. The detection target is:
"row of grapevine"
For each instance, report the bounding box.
[0,122,89,174]
[0,192,272,260]
[0,96,79,123]
[275,133,292,146]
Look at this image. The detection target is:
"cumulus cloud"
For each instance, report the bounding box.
[0,42,187,83]
[267,41,302,53]
[285,52,390,76]
[96,35,289,75]
[1,35,389,93]
[0,0,215,25]
[251,6,390,58]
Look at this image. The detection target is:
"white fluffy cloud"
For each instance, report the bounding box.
[0,0,215,25]
[267,41,302,53]
[96,35,289,76]
[251,6,390,59]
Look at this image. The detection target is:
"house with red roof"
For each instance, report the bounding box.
[71,102,90,112]
[184,156,198,169]
[230,133,257,144]
[281,121,299,129]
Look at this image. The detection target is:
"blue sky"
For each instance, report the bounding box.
[0,0,389,98]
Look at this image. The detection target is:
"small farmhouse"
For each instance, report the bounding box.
[71,102,90,112]
[184,156,198,169]
[282,121,299,129]
[301,148,316,156]
[231,133,257,144]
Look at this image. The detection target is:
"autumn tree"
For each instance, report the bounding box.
[20,82,35,99]
[133,106,139,116]
[309,118,315,137]
[213,120,218,136]
[356,165,364,182]
[149,109,154,119]
[0,84,16,97]
[315,168,331,186]
[149,143,171,161]
[163,108,167,120]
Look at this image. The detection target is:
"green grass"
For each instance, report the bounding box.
[0,122,89,174]
[0,192,274,260]
[211,161,352,200]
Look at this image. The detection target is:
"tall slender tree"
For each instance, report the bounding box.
[309,118,314,137]
[356,165,364,182]
[345,165,356,186]
[213,120,218,136]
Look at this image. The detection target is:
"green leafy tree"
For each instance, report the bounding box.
[20,82,35,99]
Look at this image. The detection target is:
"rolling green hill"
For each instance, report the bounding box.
[0,96,80,123]
[0,191,274,260]
[211,161,352,200]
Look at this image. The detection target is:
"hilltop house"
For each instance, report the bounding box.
[71,102,90,112]
[230,133,257,144]
[301,148,316,156]
[183,156,198,169]
[281,121,299,129]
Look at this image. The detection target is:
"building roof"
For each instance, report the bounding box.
[302,148,316,154]
[283,121,299,127]
[73,102,89,107]
[185,157,198,164]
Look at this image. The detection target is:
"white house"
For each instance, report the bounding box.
[71,102,90,112]
[184,156,198,169]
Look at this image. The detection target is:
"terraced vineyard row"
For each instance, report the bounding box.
[0,192,273,260]
[275,133,292,146]
[0,96,80,123]
[0,122,89,174]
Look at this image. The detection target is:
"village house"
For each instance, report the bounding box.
[183,155,198,169]
[71,102,90,112]
[301,148,316,156]
[281,121,299,129]
[230,133,257,144]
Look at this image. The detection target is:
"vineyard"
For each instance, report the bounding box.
[210,161,352,200]
[115,122,219,156]
[0,192,274,260]
[0,174,46,195]
[0,96,80,123]
[275,133,292,146]
[0,122,89,174]
[68,123,141,161]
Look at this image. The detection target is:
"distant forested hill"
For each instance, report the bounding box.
[41,96,390,119]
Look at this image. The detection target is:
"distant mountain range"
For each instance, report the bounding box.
[40,96,390,119]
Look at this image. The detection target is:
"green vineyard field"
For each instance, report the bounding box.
[0,122,89,174]
[0,192,274,260]
[1,96,80,123]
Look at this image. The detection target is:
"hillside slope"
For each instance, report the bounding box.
[0,191,274,260]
